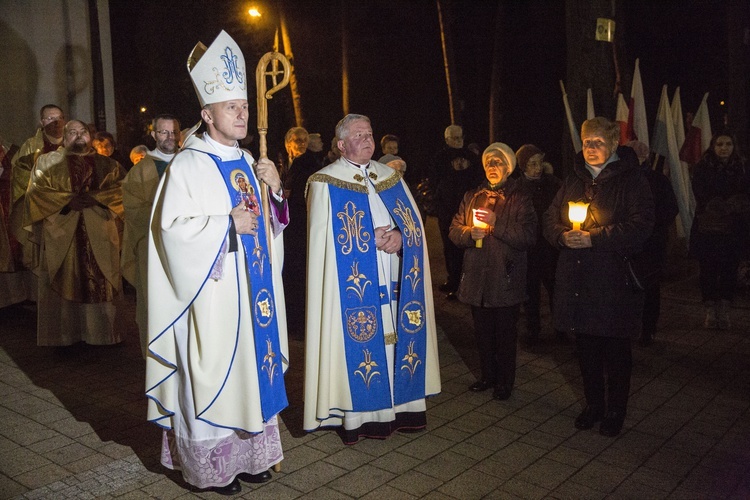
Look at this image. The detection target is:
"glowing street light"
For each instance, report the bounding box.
[248,7,261,18]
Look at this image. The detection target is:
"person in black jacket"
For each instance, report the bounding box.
[689,130,750,330]
[449,143,537,400]
[429,125,483,299]
[516,144,563,346]
[626,140,680,346]
[543,117,654,436]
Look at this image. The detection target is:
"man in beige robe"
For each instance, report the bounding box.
[7,104,66,302]
[24,120,124,346]
[121,114,179,356]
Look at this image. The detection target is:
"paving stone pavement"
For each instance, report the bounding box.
[1,216,749,499]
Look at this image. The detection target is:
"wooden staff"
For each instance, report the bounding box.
[255,51,290,474]
[255,51,291,250]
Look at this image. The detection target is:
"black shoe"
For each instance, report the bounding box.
[212,478,241,495]
[599,411,625,436]
[469,380,492,392]
[237,470,272,483]
[445,292,458,301]
[639,334,653,347]
[493,386,512,400]
[574,405,604,430]
[438,282,454,293]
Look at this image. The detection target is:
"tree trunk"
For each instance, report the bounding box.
[727,0,748,152]
[488,0,504,144]
[437,0,460,125]
[563,0,620,177]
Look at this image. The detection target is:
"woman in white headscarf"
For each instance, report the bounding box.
[449,143,537,400]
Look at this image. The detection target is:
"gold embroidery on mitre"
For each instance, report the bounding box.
[354,349,380,389]
[337,201,370,255]
[346,307,378,342]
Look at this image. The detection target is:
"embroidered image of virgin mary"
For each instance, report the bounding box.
[232,171,260,215]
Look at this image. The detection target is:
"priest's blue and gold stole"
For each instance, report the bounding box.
[378,182,428,405]
[329,181,428,411]
[211,154,288,421]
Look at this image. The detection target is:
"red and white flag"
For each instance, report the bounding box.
[679,92,712,165]
[586,88,595,120]
[616,93,630,145]
[652,85,694,241]
[629,59,649,147]
[560,80,582,153]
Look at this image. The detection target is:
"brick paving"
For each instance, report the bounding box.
[1,216,749,499]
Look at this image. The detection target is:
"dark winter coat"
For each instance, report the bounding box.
[542,147,654,338]
[519,173,562,268]
[449,178,537,308]
[429,146,483,226]
[689,154,750,260]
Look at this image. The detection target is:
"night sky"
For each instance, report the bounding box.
[109,0,736,180]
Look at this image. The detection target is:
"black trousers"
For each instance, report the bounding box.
[471,305,520,391]
[576,334,632,413]
[524,260,555,336]
[438,214,464,290]
[641,280,661,340]
[699,256,739,302]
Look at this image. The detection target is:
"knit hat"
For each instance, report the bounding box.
[187,30,247,107]
[515,144,544,171]
[378,154,401,165]
[482,142,517,175]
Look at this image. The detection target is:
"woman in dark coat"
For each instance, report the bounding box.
[543,117,654,436]
[516,144,563,345]
[689,130,750,330]
[449,143,537,400]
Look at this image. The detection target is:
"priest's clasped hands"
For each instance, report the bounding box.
[374,226,402,254]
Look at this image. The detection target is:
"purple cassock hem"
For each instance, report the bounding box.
[160,418,283,489]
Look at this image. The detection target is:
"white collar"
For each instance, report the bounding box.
[204,132,242,161]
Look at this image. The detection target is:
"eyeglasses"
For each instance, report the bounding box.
[583,140,607,149]
[155,130,178,137]
[42,115,64,124]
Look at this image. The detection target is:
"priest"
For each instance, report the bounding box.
[304,113,441,444]
[145,31,289,495]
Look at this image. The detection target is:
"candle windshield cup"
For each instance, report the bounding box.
[568,201,589,231]
[472,208,489,248]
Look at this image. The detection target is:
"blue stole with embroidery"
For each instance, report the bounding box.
[328,179,428,411]
[209,154,288,421]
[378,182,428,405]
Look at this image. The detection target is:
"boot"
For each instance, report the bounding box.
[717,300,731,330]
[703,301,718,329]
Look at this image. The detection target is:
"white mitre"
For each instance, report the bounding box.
[187,30,248,106]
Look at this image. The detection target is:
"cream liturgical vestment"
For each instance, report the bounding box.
[304,158,441,443]
[121,150,172,356]
[146,133,288,488]
[24,150,125,346]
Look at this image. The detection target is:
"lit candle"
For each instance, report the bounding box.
[568,201,589,231]
[472,208,488,248]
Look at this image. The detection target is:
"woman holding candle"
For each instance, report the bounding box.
[449,143,536,400]
[543,117,654,436]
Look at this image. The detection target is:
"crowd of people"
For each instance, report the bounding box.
[0,28,748,495]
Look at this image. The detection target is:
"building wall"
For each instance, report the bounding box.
[0,0,115,146]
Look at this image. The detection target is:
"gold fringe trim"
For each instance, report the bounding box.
[306,173,368,196]
[374,170,402,193]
